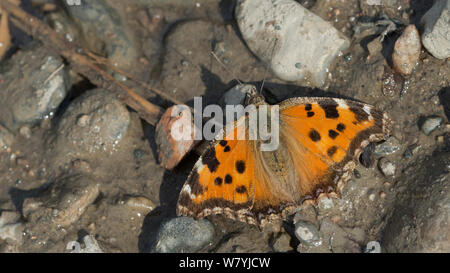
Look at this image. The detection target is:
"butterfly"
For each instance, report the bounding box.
[177,86,391,228]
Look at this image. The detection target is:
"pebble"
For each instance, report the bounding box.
[378,157,396,177]
[0,211,24,243]
[421,0,450,59]
[123,196,155,215]
[56,89,131,155]
[420,116,443,136]
[317,196,335,211]
[235,0,349,86]
[19,126,31,139]
[294,221,321,247]
[392,25,421,76]
[152,217,215,253]
[221,84,256,107]
[23,176,100,228]
[67,235,104,253]
[0,124,14,150]
[52,177,100,227]
[374,137,402,156]
[0,43,68,130]
[155,105,196,170]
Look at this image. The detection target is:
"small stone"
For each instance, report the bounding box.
[0,211,24,243]
[272,233,293,252]
[378,157,396,177]
[294,221,321,246]
[76,114,90,127]
[317,196,335,211]
[0,43,68,130]
[235,0,349,86]
[80,235,104,253]
[421,0,450,59]
[369,193,376,201]
[153,217,215,253]
[155,105,196,170]
[392,25,421,76]
[380,191,387,199]
[221,84,257,107]
[374,137,401,156]
[56,89,131,156]
[19,126,31,139]
[420,116,443,136]
[0,124,14,150]
[123,196,155,215]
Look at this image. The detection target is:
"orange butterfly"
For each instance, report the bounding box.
[177,86,391,228]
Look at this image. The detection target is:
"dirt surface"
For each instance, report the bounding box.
[0,0,449,253]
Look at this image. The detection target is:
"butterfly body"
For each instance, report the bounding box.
[177,88,391,228]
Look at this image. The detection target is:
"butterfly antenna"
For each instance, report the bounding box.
[211,51,243,85]
[259,38,278,94]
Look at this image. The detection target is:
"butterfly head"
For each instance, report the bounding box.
[244,85,267,106]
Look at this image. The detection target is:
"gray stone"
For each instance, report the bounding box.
[0,124,14,150]
[421,116,443,136]
[235,0,349,87]
[294,221,321,246]
[221,84,256,107]
[0,211,23,243]
[67,235,104,253]
[374,137,402,156]
[23,176,100,228]
[421,0,450,59]
[56,89,131,155]
[153,217,215,253]
[378,157,396,177]
[0,43,68,130]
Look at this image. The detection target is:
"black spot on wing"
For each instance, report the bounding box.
[236,185,247,194]
[307,111,315,117]
[202,147,220,172]
[225,174,233,184]
[329,129,339,139]
[236,161,246,174]
[305,104,312,111]
[319,99,339,119]
[309,129,321,142]
[215,177,223,186]
[224,146,231,152]
[327,146,338,157]
[219,140,227,147]
[337,123,346,132]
